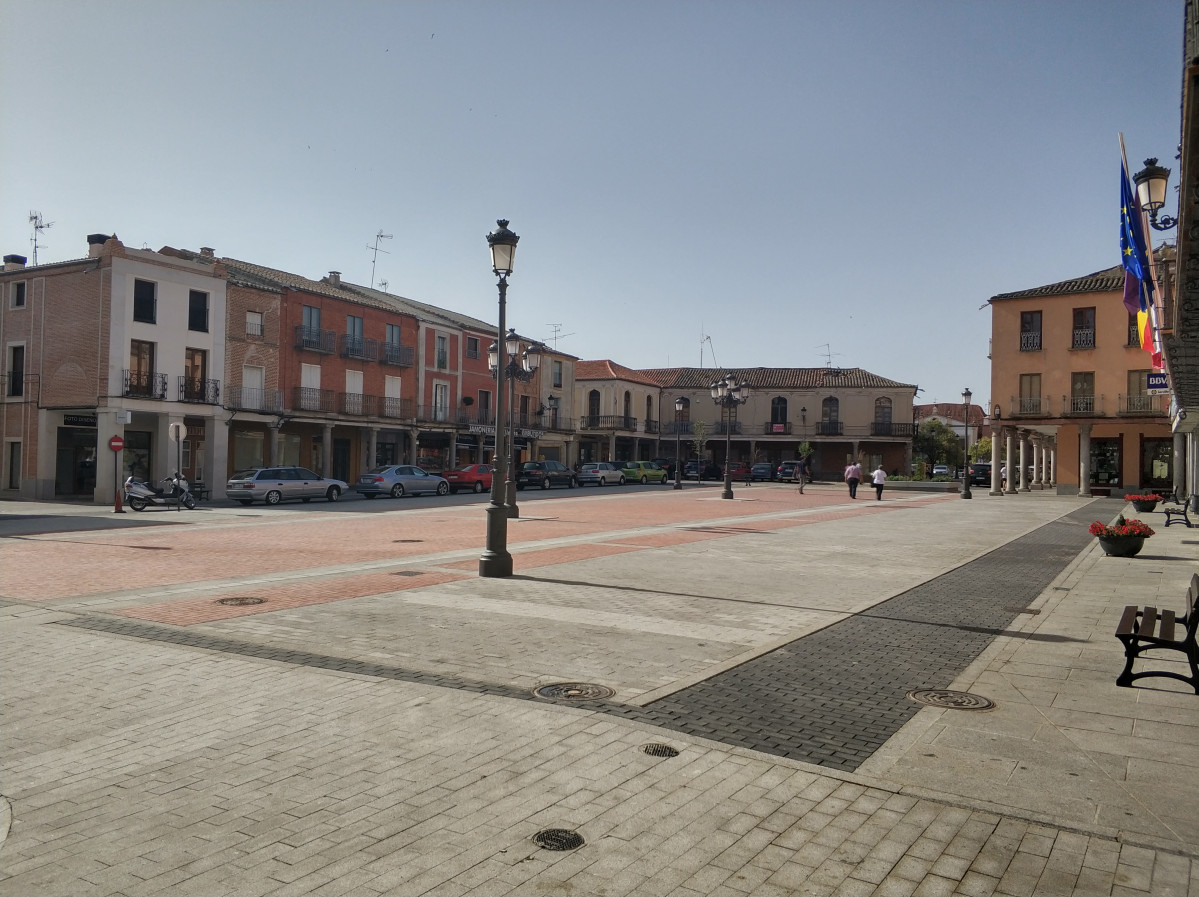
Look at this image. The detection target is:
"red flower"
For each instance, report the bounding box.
[1089,516,1155,538]
[1125,494,1162,503]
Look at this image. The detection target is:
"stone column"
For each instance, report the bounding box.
[1031,435,1043,489]
[1078,424,1093,497]
[367,428,378,471]
[1173,432,1186,500]
[322,423,333,478]
[409,427,419,464]
[269,427,281,466]
[1018,432,1030,492]
[990,426,1002,495]
[1004,428,1017,494]
[1048,441,1056,487]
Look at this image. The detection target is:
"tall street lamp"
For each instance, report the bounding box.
[961,387,973,500]
[490,329,541,518]
[673,396,684,490]
[711,372,749,500]
[480,220,518,578]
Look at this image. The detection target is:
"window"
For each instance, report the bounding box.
[435,335,448,370]
[1072,307,1096,349]
[188,290,209,332]
[299,363,322,411]
[1070,372,1095,413]
[478,390,491,423]
[1019,311,1042,351]
[6,344,25,397]
[347,315,363,340]
[128,340,156,396]
[133,279,156,323]
[770,397,788,424]
[246,311,263,337]
[822,397,839,421]
[874,397,892,422]
[7,441,20,489]
[242,365,265,410]
[552,360,563,388]
[1018,373,1042,414]
[10,282,25,309]
[183,348,207,401]
[386,323,402,346]
[433,382,449,421]
[466,337,480,359]
[1127,313,1140,347]
[1126,369,1154,413]
[302,305,321,330]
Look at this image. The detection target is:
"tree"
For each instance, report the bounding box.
[913,419,963,471]
[970,436,991,462]
[796,440,813,460]
[690,420,710,459]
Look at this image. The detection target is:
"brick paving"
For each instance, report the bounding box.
[2,487,1196,896]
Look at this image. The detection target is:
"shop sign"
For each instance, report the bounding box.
[64,414,97,427]
[1146,372,1169,395]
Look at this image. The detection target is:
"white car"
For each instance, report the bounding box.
[227,467,347,505]
[932,465,950,476]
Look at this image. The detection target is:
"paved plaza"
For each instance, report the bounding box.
[1,484,1196,896]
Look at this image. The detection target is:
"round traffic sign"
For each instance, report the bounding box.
[109,435,125,452]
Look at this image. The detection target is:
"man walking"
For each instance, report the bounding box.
[844,459,862,499]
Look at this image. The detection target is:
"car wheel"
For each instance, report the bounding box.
[640,475,648,484]
[128,497,147,511]
[326,486,341,502]
[391,484,404,498]
[541,478,550,490]
[436,482,449,495]
[598,477,606,487]
[473,481,484,493]
[618,476,626,485]
[265,490,282,505]
[238,499,253,506]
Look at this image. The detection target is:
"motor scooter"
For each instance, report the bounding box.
[124,472,196,511]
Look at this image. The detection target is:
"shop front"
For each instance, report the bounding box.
[55,413,99,497]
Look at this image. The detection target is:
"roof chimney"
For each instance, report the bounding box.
[87,234,111,258]
[327,270,341,287]
[3,254,27,271]
[199,247,215,260]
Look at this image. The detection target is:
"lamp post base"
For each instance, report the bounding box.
[479,503,513,577]
[504,481,519,518]
[722,472,734,500]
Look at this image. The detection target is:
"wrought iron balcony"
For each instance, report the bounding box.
[643,419,659,434]
[816,421,843,436]
[178,376,220,404]
[662,420,694,435]
[715,420,743,435]
[381,343,415,367]
[1118,393,1166,416]
[123,369,167,399]
[456,409,495,426]
[1013,396,1046,416]
[381,396,414,420]
[225,386,283,413]
[1019,331,1042,351]
[1063,394,1104,416]
[1071,328,1096,350]
[870,421,914,437]
[339,392,379,416]
[416,404,454,423]
[339,334,379,361]
[762,421,792,435]
[294,325,335,353]
[1127,324,1141,347]
[293,386,335,413]
[580,415,638,431]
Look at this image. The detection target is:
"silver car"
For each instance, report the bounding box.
[356,465,450,499]
[226,467,347,505]
[576,461,626,486]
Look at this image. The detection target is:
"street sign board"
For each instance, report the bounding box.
[109,435,125,452]
[1146,372,1169,395]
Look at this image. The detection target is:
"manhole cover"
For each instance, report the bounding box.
[907,689,995,711]
[216,597,265,606]
[532,829,585,851]
[392,571,425,577]
[393,539,423,543]
[641,743,680,758]
[533,683,615,701]
[1002,606,1041,615]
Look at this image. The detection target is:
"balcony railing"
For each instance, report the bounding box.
[1118,393,1166,416]
[456,409,496,426]
[339,334,379,361]
[1128,324,1141,347]
[1071,328,1096,349]
[580,415,638,431]
[1063,394,1104,416]
[817,421,843,436]
[870,421,914,437]
[381,343,415,367]
[662,420,694,435]
[1019,331,1042,351]
[1013,396,1046,416]
[416,404,453,423]
[763,421,792,435]
[178,376,220,404]
[294,386,335,413]
[382,396,414,420]
[340,392,380,416]
[124,369,167,399]
[226,386,283,413]
[715,420,744,435]
[294,325,336,353]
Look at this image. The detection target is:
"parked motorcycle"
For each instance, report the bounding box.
[124,472,196,511]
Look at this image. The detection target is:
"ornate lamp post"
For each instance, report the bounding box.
[480,220,518,578]
[490,330,541,518]
[961,387,973,499]
[710,372,749,500]
[1132,158,1178,230]
[673,396,684,490]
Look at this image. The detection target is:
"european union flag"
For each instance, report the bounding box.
[1121,165,1152,316]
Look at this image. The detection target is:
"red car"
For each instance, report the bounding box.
[725,461,752,481]
[443,463,493,494]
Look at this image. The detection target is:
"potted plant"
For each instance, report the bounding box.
[1089,515,1155,558]
[1125,493,1162,513]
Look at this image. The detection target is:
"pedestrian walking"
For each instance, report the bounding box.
[798,456,810,494]
[1000,464,1007,490]
[844,460,862,499]
[871,464,887,500]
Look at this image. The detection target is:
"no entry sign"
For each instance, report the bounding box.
[109,435,125,452]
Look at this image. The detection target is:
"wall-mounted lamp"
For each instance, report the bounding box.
[1133,158,1178,231]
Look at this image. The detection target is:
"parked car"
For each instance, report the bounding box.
[443,463,493,494]
[932,464,950,477]
[683,460,723,480]
[576,461,625,486]
[227,467,347,505]
[751,462,775,482]
[968,462,992,486]
[725,461,752,482]
[516,460,577,490]
[621,461,670,484]
[776,460,802,483]
[356,465,450,498]
[650,457,676,479]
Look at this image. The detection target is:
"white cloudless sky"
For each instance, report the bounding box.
[0,0,1183,406]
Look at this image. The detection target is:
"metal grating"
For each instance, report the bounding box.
[641,743,680,758]
[533,683,615,701]
[216,597,266,606]
[533,829,585,851]
[907,689,996,711]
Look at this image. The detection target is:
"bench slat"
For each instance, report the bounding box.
[1135,607,1159,639]
[1116,605,1139,637]
[1159,609,1177,643]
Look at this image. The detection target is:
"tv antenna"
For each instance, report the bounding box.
[378,279,389,293]
[700,332,719,369]
[29,211,53,266]
[367,230,392,289]
[545,323,575,350]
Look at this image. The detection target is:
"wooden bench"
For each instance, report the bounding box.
[190,482,210,502]
[1162,492,1193,528]
[1115,573,1199,694]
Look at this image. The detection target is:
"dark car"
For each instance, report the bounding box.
[776,460,802,483]
[683,460,722,480]
[651,457,676,479]
[751,462,775,482]
[516,460,577,490]
[725,461,752,482]
[969,462,992,486]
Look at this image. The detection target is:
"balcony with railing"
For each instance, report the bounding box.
[580,415,638,431]
[416,404,454,423]
[715,420,744,435]
[662,420,694,436]
[124,370,167,399]
[339,334,379,362]
[293,386,336,413]
[380,343,415,367]
[816,420,843,436]
[1118,393,1167,416]
[870,421,914,437]
[381,396,414,420]
[178,376,221,404]
[294,325,336,354]
[456,409,495,427]
[339,392,380,416]
[1128,324,1141,347]
[1062,394,1104,416]
[1071,328,1096,350]
[762,421,792,435]
[226,386,284,413]
[643,419,659,434]
[1019,331,1042,352]
[1012,395,1046,416]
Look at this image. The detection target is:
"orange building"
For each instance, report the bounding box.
[988,259,1175,495]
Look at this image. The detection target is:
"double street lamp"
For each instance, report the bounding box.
[673,396,684,489]
[489,329,541,519]
[711,372,749,500]
[480,220,519,578]
[961,387,973,500]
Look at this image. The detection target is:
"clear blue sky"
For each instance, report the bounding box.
[1,1,1182,406]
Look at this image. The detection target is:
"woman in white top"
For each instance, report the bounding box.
[871,465,887,500]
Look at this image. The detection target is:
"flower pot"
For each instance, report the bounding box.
[1097,535,1146,557]
[1130,500,1158,513]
